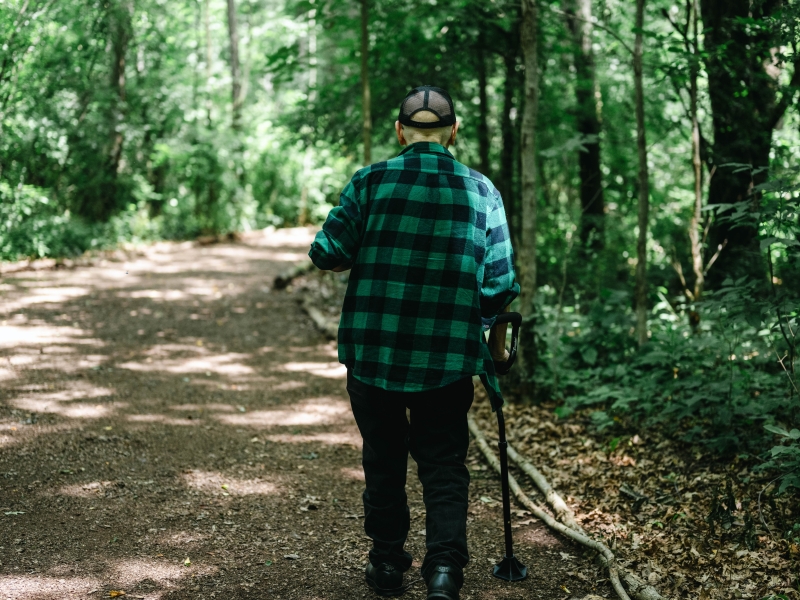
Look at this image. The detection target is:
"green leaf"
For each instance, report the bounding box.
[581,346,598,366]
[744,307,762,329]
[765,424,790,437]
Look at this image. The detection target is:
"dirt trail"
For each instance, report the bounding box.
[0,229,602,600]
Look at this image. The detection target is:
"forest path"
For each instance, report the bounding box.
[0,229,599,600]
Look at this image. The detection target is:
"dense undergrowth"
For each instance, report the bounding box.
[528,180,799,545]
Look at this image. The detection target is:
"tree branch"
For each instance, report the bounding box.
[549,6,634,56]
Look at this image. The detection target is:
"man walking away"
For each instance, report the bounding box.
[309,86,519,600]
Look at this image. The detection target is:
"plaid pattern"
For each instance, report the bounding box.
[308,142,519,408]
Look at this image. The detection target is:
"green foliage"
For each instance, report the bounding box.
[537,168,799,490]
[0,182,92,259]
[2,0,800,494]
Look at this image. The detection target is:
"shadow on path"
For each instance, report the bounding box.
[0,228,598,599]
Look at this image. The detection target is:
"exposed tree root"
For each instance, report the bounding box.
[468,415,668,600]
[300,296,338,339]
[273,261,315,290]
[506,441,583,532]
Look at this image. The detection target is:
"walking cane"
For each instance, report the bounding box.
[490,311,528,582]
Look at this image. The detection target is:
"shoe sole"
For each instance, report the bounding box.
[365,578,405,597]
[426,593,458,600]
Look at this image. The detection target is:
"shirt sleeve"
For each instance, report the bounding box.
[308,175,363,270]
[480,191,520,329]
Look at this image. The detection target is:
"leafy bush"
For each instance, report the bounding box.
[0,182,94,260]
[536,169,799,491]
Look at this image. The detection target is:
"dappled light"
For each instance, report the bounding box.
[9,381,118,419]
[181,469,281,497]
[340,466,365,481]
[0,232,606,598]
[127,413,202,426]
[2,286,91,309]
[215,397,350,428]
[0,557,210,600]
[58,480,133,498]
[1,0,798,593]
[265,431,362,448]
[119,346,256,376]
[283,361,348,379]
[0,324,102,350]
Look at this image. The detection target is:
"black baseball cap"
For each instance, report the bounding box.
[398,86,457,129]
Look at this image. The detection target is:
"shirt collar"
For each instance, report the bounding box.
[399,142,454,159]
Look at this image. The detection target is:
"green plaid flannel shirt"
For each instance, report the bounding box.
[308,142,520,408]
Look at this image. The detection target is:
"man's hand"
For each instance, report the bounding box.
[491,348,510,363]
[331,263,351,273]
[488,306,510,364]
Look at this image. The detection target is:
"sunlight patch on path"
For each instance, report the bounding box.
[282,361,347,379]
[119,345,255,376]
[0,575,102,599]
[182,469,281,496]
[0,324,102,349]
[215,397,350,428]
[340,466,365,481]
[265,431,362,448]
[10,381,118,419]
[0,286,91,311]
[127,414,202,426]
[4,347,106,375]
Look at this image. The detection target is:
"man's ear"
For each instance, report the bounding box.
[448,121,460,147]
[395,121,407,146]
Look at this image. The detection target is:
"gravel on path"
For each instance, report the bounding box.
[0,228,604,600]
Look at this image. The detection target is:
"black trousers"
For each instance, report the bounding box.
[346,370,474,587]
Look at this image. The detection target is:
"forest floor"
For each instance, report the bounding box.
[0,228,604,600]
[291,257,800,600]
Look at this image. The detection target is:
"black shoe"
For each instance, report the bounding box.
[365,562,405,597]
[426,565,460,600]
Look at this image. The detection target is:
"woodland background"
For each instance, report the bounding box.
[0,0,799,544]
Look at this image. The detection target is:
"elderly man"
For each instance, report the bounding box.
[309,86,519,600]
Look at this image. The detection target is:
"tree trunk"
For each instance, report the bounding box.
[98,0,132,221]
[500,50,517,245]
[518,0,539,394]
[360,0,371,165]
[634,0,650,346]
[565,0,605,254]
[204,0,212,126]
[477,28,490,176]
[699,0,784,283]
[688,0,704,303]
[226,0,242,130]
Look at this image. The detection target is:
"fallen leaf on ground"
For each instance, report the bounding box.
[284,554,300,560]
[109,591,126,598]
[184,557,191,566]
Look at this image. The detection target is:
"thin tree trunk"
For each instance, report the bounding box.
[360,0,371,165]
[688,0,704,302]
[518,0,539,392]
[634,0,650,346]
[98,0,132,221]
[226,0,242,130]
[477,28,490,176]
[500,50,516,245]
[565,0,605,253]
[192,0,201,108]
[204,0,213,126]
